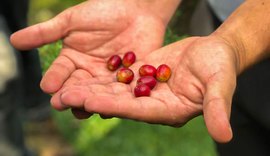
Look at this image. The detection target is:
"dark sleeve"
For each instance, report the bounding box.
[0,0,29,32]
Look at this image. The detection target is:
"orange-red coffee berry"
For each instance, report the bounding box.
[122,51,136,67]
[134,84,151,97]
[139,64,157,77]
[116,67,134,84]
[137,76,157,90]
[156,64,171,82]
[107,55,122,71]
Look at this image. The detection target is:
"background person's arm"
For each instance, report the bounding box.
[213,0,270,73]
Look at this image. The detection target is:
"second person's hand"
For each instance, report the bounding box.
[53,36,240,143]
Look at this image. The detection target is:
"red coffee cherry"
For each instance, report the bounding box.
[137,76,157,90]
[107,55,122,71]
[134,84,151,97]
[116,68,134,84]
[122,51,136,67]
[139,64,157,77]
[156,64,171,82]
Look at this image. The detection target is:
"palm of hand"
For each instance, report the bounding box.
[44,0,165,93]
[11,0,165,94]
[56,37,238,142]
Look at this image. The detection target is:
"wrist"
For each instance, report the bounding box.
[211,0,270,74]
[210,29,245,75]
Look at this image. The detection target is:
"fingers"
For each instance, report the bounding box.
[50,75,114,110]
[50,69,94,110]
[50,70,94,120]
[40,54,76,93]
[58,82,185,126]
[71,108,93,119]
[50,91,69,111]
[203,71,236,143]
[10,11,70,50]
[51,92,93,119]
[41,47,110,94]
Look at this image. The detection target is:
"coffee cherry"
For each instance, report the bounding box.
[137,76,157,90]
[156,64,171,82]
[122,51,136,67]
[107,55,122,71]
[139,65,157,77]
[134,84,151,97]
[116,68,134,84]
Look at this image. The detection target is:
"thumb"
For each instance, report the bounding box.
[203,71,236,143]
[10,11,71,50]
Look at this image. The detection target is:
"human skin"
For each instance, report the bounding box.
[56,37,236,143]
[10,0,270,142]
[45,0,270,143]
[10,0,181,118]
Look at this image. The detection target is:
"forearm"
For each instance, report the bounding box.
[137,0,182,25]
[212,0,270,73]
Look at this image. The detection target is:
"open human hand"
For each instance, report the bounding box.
[10,0,166,118]
[10,0,165,95]
[52,36,240,143]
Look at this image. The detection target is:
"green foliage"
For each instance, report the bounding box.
[164,29,187,45]
[39,41,61,74]
[38,29,217,156]
[28,0,84,24]
[54,112,217,156]
[85,116,216,156]
[74,115,120,153]
[52,109,217,156]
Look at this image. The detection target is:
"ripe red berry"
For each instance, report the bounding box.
[139,65,157,77]
[137,76,157,90]
[122,51,136,67]
[156,64,171,82]
[107,55,122,71]
[134,84,151,97]
[116,68,134,84]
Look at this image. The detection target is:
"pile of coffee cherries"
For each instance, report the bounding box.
[107,51,171,97]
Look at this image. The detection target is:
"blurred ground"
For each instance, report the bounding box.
[24,118,76,156]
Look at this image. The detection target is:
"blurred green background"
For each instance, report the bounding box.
[28,0,217,156]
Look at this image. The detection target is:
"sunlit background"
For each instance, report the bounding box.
[25,0,217,155]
